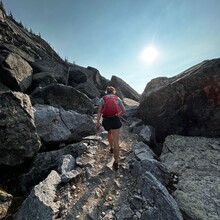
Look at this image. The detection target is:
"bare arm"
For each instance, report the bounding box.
[96,103,102,129]
[118,102,125,116]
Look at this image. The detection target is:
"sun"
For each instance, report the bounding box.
[140,46,159,63]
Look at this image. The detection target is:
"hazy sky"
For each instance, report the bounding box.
[3,0,220,93]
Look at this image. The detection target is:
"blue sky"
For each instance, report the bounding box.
[3,0,220,93]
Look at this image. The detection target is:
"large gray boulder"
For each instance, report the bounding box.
[123,98,139,119]
[59,154,80,183]
[0,91,41,166]
[138,58,220,142]
[0,43,35,63]
[9,143,86,195]
[160,135,220,220]
[68,64,109,98]
[31,59,68,85]
[130,120,161,156]
[142,172,183,220]
[30,71,62,91]
[109,75,140,101]
[15,170,61,220]
[31,83,95,114]
[128,141,182,219]
[0,52,33,92]
[34,104,96,146]
[129,142,170,187]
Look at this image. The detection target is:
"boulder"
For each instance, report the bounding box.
[68,65,87,84]
[129,118,143,133]
[130,121,161,156]
[123,98,139,119]
[15,170,61,220]
[0,189,13,219]
[160,135,220,220]
[115,204,134,219]
[34,104,96,147]
[0,52,33,92]
[0,91,41,166]
[0,81,10,92]
[142,172,183,220]
[75,81,101,99]
[8,143,86,195]
[31,83,95,114]
[68,64,109,98]
[59,154,81,183]
[29,71,61,92]
[133,141,157,160]
[0,43,35,63]
[139,125,155,145]
[129,142,170,187]
[109,75,140,101]
[31,59,68,85]
[138,58,220,142]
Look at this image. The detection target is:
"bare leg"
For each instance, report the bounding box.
[107,130,113,150]
[111,129,120,163]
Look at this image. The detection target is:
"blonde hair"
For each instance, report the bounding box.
[106,86,116,94]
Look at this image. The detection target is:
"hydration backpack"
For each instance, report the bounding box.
[101,95,120,116]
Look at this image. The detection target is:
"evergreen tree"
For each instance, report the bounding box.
[19,21,24,28]
[0,0,4,11]
[8,11,13,19]
[64,57,68,63]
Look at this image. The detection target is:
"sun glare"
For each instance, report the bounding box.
[140,46,158,63]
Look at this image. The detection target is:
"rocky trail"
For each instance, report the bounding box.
[1,3,219,219]
[56,120,141,220]
[5,114,220,220]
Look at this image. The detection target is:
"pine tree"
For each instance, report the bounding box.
[19,21,24,28]
[64,57,68,63]
[8,11,13,19]
[0,0,5,11]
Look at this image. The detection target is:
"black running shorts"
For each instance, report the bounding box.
[102,116,122,131]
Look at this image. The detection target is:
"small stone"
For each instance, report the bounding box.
[136,211,141,218]
[132,215,138,220]
[95,188,103,198]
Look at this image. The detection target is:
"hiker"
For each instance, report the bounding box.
[96,86,125,170]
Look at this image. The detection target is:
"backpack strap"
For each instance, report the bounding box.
[103,95,118,103]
